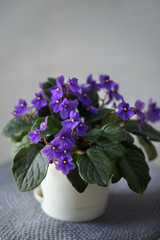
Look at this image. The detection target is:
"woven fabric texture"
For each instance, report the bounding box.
[0,161,160,240]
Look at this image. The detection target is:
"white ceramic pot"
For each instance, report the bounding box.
[34,164,110,222]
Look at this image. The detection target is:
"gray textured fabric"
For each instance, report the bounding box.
[0,161,160,240]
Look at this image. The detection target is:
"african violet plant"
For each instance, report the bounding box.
[2,75,160,194]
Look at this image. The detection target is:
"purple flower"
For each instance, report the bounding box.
[14,99,28,115]
[41,139,61,163]
[40,116,48,131]
[133,100,147,133]
[106,84,122,104]
[134,100,146,121]
[31,93,47,110]
[61,111,79,129]
[87,74,101,91]
[54,127,75,149]
[117,102,134,121]
[28,128,41,142]
[78,88,92,105]
[60,98,78,119]
[11,110,19,120]
[50,77,64,101]
[68,77,80,93]
[148,99,160,122]
[12,99,28,119]
[39,82,44,92]
[100,75,115,91]
[55,154,75,175]
[76,120,88,137]
[84,105,98,115]
[135,99,145,111]
[56,75,64,86]
[50,97,62,113]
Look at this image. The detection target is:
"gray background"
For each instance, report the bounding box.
[0,0,160,164]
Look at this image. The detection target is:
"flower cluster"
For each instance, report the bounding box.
[11,74,160,175]
[28,116,48,142]
[12,99,28,120]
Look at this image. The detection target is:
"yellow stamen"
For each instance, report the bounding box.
[124,107,127,111]
[86,107,90,111]
[57,88,60,91]
[64,105,68,108]
[37,97,41,100]
[63,160,67,164]
[14,111,16,115]
[21,103,25,107]
[56,100,60,103]
[64,150,67,153]
[71,119,74,122]
[62,136,65,139]
[34,131,37,134]
[79,124,83,127]
[105,79,109,82]
[83,93,87,97]
[53,146,56,149]
[43,123,46,126]
[70,80,73,84]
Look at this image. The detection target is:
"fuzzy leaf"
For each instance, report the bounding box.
[124,120,160,142]
[12,143,48,192]
[111,164,122,183]
[77,148,112,186]
[102,111,121,125]
[95,137,126,160]
[84,128,101,143]
[67,153,88,193]
[138,136,158,161]
[118,145,151,194]
[2,116,31,141]
[86,108,113,124]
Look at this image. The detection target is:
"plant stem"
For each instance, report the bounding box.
[43,136,49,145]
[24,114,32,124]
[48,104,55,118]
[100,91,108,109]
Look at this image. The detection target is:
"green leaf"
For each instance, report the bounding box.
[38,106,52,117]
[101,111,121,125]
[32,116,61,136]
[118,145,151,194]
[124,120,160,142]
[95,137,126,160]
[67,153,88,193]
[12,143,48,192]
[47,78,57,86]
[2,116,31,141]
[42,78,56,90]
[86,108,113,124]
[111,163,122,183]
[87,90,99,107]
[11,135,30,158]
[138,136,158,161]
[102,123,134,144]
[84,128,101,143]
[77,148,112,186]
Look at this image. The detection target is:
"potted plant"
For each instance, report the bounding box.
[2,74,160,222]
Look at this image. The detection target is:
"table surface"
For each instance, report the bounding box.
[0,161,160,240]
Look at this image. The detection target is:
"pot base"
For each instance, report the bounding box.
[34,165,110,222]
